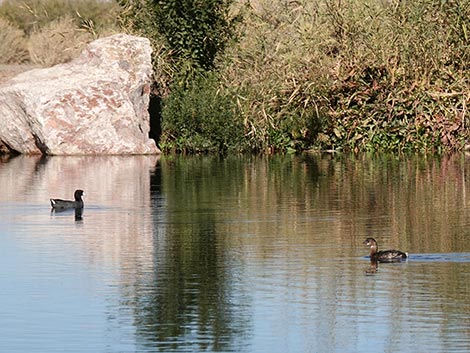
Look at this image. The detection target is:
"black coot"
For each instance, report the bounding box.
[50,189,84,210]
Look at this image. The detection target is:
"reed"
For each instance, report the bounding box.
[219,0,470,152]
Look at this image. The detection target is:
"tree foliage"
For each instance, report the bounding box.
[150,0,240,77]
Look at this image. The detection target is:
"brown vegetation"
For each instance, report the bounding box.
[0,0,119,67]
[219,0,470,152]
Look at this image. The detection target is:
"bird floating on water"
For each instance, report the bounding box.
[363,237,408,263]
[50,189,84,210]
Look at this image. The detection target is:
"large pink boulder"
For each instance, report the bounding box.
[0,34,160,155]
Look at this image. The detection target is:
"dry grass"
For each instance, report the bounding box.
[0,18,29,64]
[0,0,120,35]
[218,0,470,152]
[28,15,93,66]
[220,0,335,151]
[0,0,120,67]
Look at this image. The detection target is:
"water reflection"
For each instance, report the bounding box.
[365,259,378,274]
[146,154,470,352]
[1,153,470,352]
[50,206,83,221]
[0,154,160,353]
[131,157,251,351]
[75,207,83,221]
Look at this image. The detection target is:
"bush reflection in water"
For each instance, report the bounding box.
[1,154,470,352]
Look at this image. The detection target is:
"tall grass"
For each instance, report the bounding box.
[28,15,93,66]
[219,0,470,152]
[0,0,119,65]
[220,0,330,152]
[0,0,119,35]
[0,18,29,63]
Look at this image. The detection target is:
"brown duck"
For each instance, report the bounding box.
[363,237,408,262]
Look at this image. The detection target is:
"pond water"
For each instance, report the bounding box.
[1,153,470,353]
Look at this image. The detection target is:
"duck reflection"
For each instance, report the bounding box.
[50,206,84,222]
[365,258,378,274]
[74,207,83,221]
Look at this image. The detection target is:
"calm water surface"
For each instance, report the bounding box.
[1,154,470,353]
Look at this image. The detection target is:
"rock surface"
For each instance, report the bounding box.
[0,34,160,155]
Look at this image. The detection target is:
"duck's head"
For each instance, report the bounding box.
[363,237,378,248]
[74,189,85,200]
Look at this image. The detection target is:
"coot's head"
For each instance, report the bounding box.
[363,237,378,248]
[74,189,85,201]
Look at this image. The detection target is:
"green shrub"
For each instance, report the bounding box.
[0,18,29,63]
[160,73,246,153]
[151,0,240,75]
[118,0,241,88]
[118,0,244,151]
